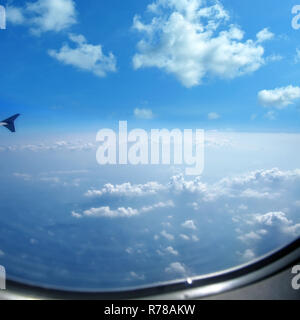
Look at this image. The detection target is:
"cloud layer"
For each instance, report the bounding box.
[71,166,300,270]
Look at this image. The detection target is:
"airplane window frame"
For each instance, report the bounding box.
[0,238,299,300]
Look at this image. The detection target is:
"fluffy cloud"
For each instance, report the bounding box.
[6,6,26,25]
[165,246,179,256]
[254,211,292,227]
[79,200,174,218]
[128,271,145,281]
[180,234,190,241]
[165,262,187,275]
[251,211,300,237]
[6,0,77,35]
[71,211,82,219]
[82,168,300,207]
[87,168,300,206]
[161,230,175,241]
[238,231,261,243]
[83,206,139,218]
[133,0,273,87]
[182,220,197,230]
[256,28,274,43]
[258,85,300,109]
[236,211,300,260]
[49,34,117,78]
[169,168,300,202]
[241,249,256,261]
[73,166,300,268]
[85,181,165,198]
[134,108,154,120]
[6,1,116,79]
[141,200,174,213]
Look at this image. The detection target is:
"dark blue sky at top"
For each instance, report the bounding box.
[0,0,300,135]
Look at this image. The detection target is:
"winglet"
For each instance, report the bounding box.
[1,114,20,133]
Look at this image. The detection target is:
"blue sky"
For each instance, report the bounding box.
[0,0,300,290]
[0,0,300,134]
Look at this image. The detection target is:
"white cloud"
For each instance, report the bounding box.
[258,85,300,109]
[256,28,274,43]
[85,181,165,198]
[134,108,154,120]
[165,262,186,275]
[241,249,256,261]
[216,168,300,189]
[81,168,300,213]
[254,211,292,227]
[161,230,174,241]
[6,6,26,24]
[165,246,179,256]
[126,247,134,254]
[169,174,208,194]
[71,211,82,219]
[83,206,139,218]
[180,234,190,241]
[133,0,273,87]
[208,112,220,120]
[0,250,4,257]
[182,220,197,230]
[237,211,300,241]
[141,200,174,213]
[284,224,300,237]
[238,231,261,243]
[128,271,145,281]
[7,0,77,34]
[191,235,199,242]
[49,34,117,78]
[78,200,173,219]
